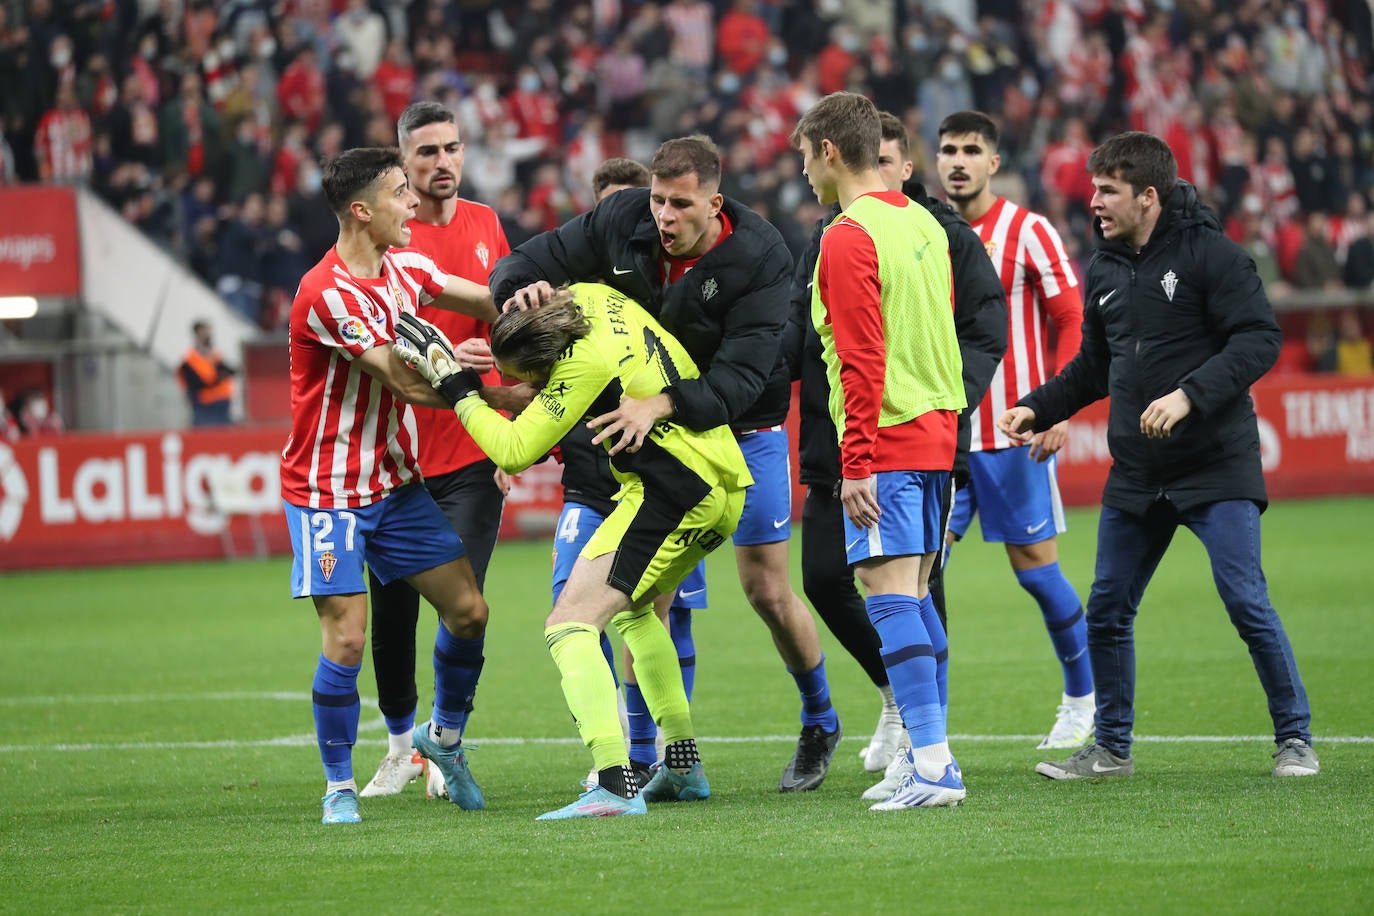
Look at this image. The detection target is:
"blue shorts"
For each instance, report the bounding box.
[284,482,465,598]
[552,501,606,604]
[552,501,708,606]
[671,562,708,609]
[843,470,949,564]
[733,427,792,546]
[947,448,1066,545]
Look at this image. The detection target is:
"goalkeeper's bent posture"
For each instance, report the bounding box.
[396,282,752,820]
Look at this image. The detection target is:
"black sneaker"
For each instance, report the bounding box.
[778,722,842,792]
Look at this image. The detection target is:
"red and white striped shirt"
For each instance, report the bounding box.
[281,246,449,509]
[967,197,1084,451]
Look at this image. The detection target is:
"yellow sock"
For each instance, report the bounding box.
[545,622,628,771]
[614,610,694,745]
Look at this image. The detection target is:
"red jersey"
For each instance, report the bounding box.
[35,108,93,183]
[281,247,448,509]
[406,199,511,477]
[968,197,1084,451]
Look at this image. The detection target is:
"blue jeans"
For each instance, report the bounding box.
[1087,500,1311,757]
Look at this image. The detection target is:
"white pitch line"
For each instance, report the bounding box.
[0,692,318,706]
[1,733,1371,754]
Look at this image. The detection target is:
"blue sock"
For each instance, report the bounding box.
[669,607,696,702]
[599,632,620,687]
[789,655,839,731]
[1016,562,1093,697]
[916,593,949,723]
[624,681,657,765]
[311,654,361,783]
[432,624,484,735]
[383,711,415,737]
[866,594,944,748]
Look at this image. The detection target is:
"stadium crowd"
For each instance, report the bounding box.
[1,0,1372,361]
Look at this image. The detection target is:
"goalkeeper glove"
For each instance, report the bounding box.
[393,312,483,408]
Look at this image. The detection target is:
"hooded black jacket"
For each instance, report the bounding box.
[488,187,794,433]
[784,183,1008,488]
[1019,181,1281,514]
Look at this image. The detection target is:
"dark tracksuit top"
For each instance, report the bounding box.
[1018,180,1282,515]
[490,186,795,510]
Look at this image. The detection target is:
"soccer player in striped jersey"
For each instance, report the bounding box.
[936,111,1094,749]
[281,147,519,824]
[794,92,967,810]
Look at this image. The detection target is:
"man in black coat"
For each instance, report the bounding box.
[783,111,1007,788]
[491,136,844,793]
[1000,132,1318,780]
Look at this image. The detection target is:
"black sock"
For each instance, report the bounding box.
[664,738,701,772]
[598,765,640,799]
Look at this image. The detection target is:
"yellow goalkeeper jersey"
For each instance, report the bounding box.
[455,282,753,496]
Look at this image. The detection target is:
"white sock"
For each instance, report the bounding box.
[430,721,462,748]
[326,778,358,795]
[913,741,953,781]
[388,729,413,756]
[1064,691,1095,709]
[878,684,897,715]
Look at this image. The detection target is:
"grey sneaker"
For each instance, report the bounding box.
[1035,744,1134,780]
[1272,738,1319,777]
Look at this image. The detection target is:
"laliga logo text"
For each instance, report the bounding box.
[0,433,279,541]
[0,444,30,541]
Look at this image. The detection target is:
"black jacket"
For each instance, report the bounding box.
[1019,181,1281,515]
[784,183,1008,488]
[489,187,795,433]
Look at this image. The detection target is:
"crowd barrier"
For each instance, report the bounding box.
[1,374,1370,571]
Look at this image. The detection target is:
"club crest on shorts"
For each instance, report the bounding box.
[1162,269,1178,302]
[318,550,337,581]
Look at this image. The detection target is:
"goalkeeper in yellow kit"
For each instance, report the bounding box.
[395,282,751,820]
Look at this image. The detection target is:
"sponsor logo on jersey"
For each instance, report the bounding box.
[338,317,375,348]
[537,391,566,420]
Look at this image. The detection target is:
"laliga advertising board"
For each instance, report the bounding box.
[0,425,573,571]
[0,374,1370,571]
[0,428,288,570]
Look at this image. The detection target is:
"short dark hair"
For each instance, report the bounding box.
[1086,131,1178,199]
[650,136,722,190]
[490,289,593,377]
[397,101,456,146]
[322,147,404,216]
[937,111,999,149]
[789,91,881,171]
[592,158,651,199]
[878,110,909,160]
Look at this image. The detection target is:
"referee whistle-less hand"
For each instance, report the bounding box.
[393,312,483,408]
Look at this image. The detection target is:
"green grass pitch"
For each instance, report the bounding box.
[2,497,1371,913]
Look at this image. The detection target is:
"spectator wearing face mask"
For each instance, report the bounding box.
[10,389,64,436]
